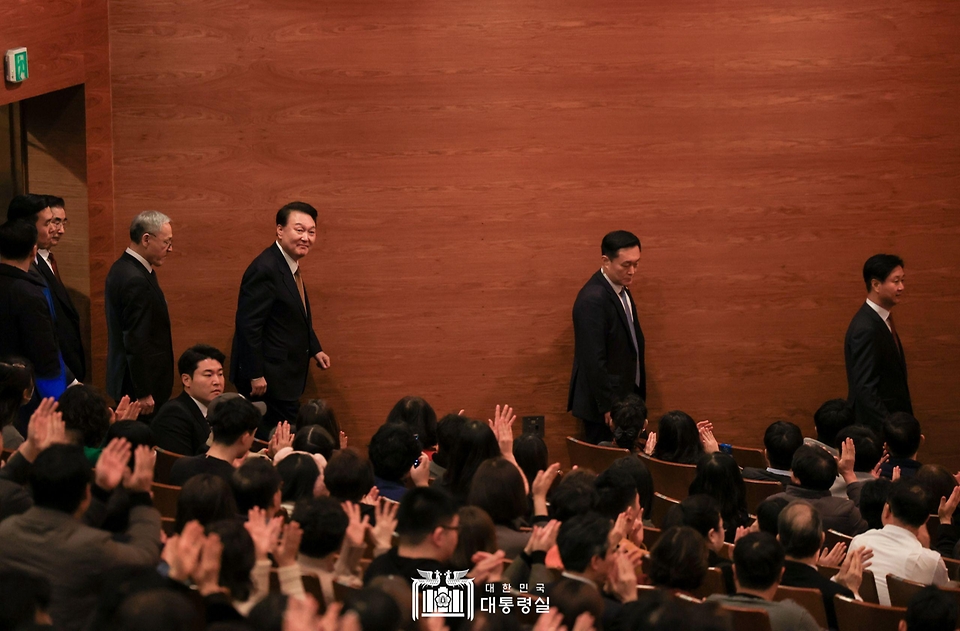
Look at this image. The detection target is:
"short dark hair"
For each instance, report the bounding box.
[732,532,784,591]
[550,579,605,631]
[230,458,282,513]
[58,384,112,448]
[277,453,320,504]
[206,519,255,602]
[883,412,922,458]
[468,457,528,526]
[395,487,459,545]
[293,424,335,460]
[386,395,438,449]
[557,512,612,572]
[755,496,790,536]
[208,396,261,445]
[368,423,421,483]
[915,465,960,516]
[791,445,838,491]
[863,253,904,293]
[548,469,599,521]
[595,466,639,520]
[662,494,722,539]
[29,444,91,514]
[293,496,348,559]
[276,201,318,226]
[6,194,48,223]
[324,448,375,502]
[859,478,892,530]
[0,360,33,428]
[296,399,340,449]
[0,570,52,630]
[512,433,548,488]
[763,421,804,470]
[0,220,38,260]
[609,456,654,516]
[43,195,65,209]
[175,473,238,532]
[343,587,402,631]
[105,420,155,468]
[835,425,882,472]
[177,344,225,378]
[777,502,823,559]
[813,399,854,447]
[601,230,641,260]
[886,480,929,528]
[903,586,959,631]
[611,394,647,449]
[648,526,709,591]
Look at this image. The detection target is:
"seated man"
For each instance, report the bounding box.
[777,501,865,630]
[768,445,868,536]
[900,585,959,631]
[0,442,161,631]
[742,421,803,486]
[849,480,948,605]
[829,426,882,497]
[151,345,226,456]
[880,412,923,480]
[706,532,820,631]
[367,423,426,502]
[804,398,853,458]
[169,395,261,486]
[231,457,282,515]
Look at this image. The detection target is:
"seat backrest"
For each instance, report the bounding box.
[151,482,181,519]
[690,567,727,600]
[833,595,905,631]
[718,605,773,631]
[153,447,184,485]
[730,445,767,469]
[743,478,783,514]
[565,437,630,473]
[860,569,880,604]
[774,585,828,629]
[637,452,698,501]
[643,525,662,551]
[650,492,680,527]
[926,514,940,545]
[885,574,926,607]
[944,556,960,582]
[823,529,853,552]
[333,579,360,603]
[301,574,326,612]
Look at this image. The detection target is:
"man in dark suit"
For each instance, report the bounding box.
[742,421,804,487]
[778,501,865,631]
[104,211,175,415]
[844,254,911,434]
[231,201,331,437]
[568,230,645,444]
[151,344,226,455]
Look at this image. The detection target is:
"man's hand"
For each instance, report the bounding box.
[124,445,156,493]
[870,453,891,479]
[137,394,155,415]
[112,395,143,423]
[360,486,380,506]
[532,463,561,516]
[835,547,870,596]
[469,550,505,584]
[268,421,293,458]
[314,352,331,370]
[939,486,960,525]
[371,499,399,552]
[245,507,284,561]
[251,377,268,397]
[194,533,225,596]
[605,550,638,603]
[163,520,206,582]
[604,412,614,431]
[95,438,132,491]
[342,501,369,548]
[817,542,847,567]
[410,453,431,488]
[20,398,66,462]
[525,520,561,554]
[275,520,303,567]
[836,438,858,484]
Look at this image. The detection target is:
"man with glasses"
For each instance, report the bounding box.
[105,211,174,415]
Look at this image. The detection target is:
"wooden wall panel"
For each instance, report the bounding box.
[107,0,960,468]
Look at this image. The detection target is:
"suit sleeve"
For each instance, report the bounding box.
[847,324,889,432]
[118,275,164,398]
[98,504,163,568]
[234,263,277,381]
[573,291,616,415]
[309,323,322,356]
[152,405,201,456]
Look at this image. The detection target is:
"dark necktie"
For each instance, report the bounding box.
[888,314,902,355]
[619,289,640,386]
[47,252,62,283]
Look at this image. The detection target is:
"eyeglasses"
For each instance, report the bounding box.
[147,233,173,249]
[51,218,68,227]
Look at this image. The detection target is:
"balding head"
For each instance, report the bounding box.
[777,501,823,559]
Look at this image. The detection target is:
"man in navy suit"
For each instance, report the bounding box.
[844,254,911,434]
[104,211,175,415]
[568,230,646,444]
[231,201,331,437]
[151,344,225,455]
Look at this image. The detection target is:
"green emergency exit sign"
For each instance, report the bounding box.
[5,48,28,83]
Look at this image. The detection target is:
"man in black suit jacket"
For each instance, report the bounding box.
[104,211,175,415]
[778,502,865,630]
[568,230,646,444]
[844,254,911,434]
[151,344,226,455]
[742,421,804,487]
[231,202,331,437]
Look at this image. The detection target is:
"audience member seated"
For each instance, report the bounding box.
[646,410,712,464]
[880,412,924,480]
[742,421,803,486]
[662,494,735,593]
[275,452,325,514]
[915,464,960,519]
[755,496,790,536]
[689,453,752,542]
[647,526,709,594]
[0,359,32,451]
[769,444,868,536]
[368,422,428,502]
[296,398,343,448]
[550,578,604,631]
[830,425,882,497]
[151,344,225,456]
[595,465,641,522]
[0,569,53,630]
[325,448,376,504]
[0,442,161,631]
[231,457,283,515]
[469,457,544,558]
[706,532,821,631]
[431,413,467,480]
[777,501,865,630]
[451,505,497,570]
[601,393,647,451]
[547,469,599,522]
[513,432,549,488]
[608,456,654,524]
[440,418,501,501]
[618,590,731,631]
[0,398,67,522]
[344,587,403,631]
[385,395,438,455]
[292,424,336,460]
[169,395,261,486]
[805,398,853,458]
[900,585,959,631]
[58,384,111,464]
[859,477,893,531]
[173,473,238,532]
[850,479,949,605]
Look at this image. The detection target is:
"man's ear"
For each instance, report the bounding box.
[790,473,801,486]
[181,373,192,388]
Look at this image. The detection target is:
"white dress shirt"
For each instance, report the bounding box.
[276,241,299,276]
[849,523,949,605]
[865,298,893,334]
[125,247,152,273]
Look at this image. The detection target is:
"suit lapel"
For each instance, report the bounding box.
[270,246,308,321]
[595,271,635,345]
[123,252,167,304]
[862,303,906,376]
[36,257,78,319]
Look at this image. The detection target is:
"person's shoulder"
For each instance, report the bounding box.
[574,272,613,306]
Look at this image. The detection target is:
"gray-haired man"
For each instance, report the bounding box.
[105,211,174,414]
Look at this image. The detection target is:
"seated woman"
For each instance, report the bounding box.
[647,526,710,595]
[274,451,327,515]
[645,410,718,464]
[688,453,752,542]
[468,457,538,558]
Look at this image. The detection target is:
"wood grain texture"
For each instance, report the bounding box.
[103,0,960,468]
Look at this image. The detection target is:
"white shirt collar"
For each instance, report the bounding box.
[188,395,209,418]
[125,247,152,273]
[766,467,792,477]
[38,249,51,263]
[560,571,599,590]
[865,298,891,322]
[276,241,299,276]
[601,269,624,295]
